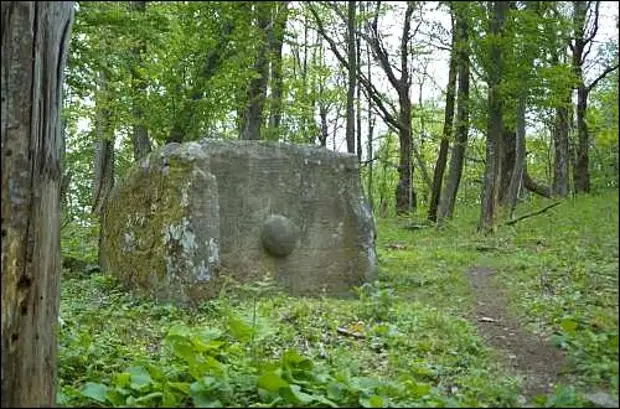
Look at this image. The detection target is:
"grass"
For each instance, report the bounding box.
[57,189,619,407]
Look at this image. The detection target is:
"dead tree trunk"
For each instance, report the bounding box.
[1,2,74,406]
[428,9,457,223]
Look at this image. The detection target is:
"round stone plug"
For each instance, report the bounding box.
[261,214,299,257]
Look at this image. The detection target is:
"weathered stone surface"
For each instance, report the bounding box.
[102,139,377,303]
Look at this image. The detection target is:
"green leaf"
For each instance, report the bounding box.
[560,318,578,335]
[279,384,314,404]
[81,382,108,403]
[257,372,290,392]
[360,394,385,408]
[127,366,153,389]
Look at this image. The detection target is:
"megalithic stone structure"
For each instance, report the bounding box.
[101,140,377,304]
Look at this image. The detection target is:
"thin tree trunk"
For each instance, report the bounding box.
[130,0,151,160]
[366,39,374,210]
[553,97,570,197]
[479,0,507,233]
[241,3,271,140]
[355,2,362,162]
[93,72,115,270]
[572,0,589,193]
[346,0,356,154]
[438,4,470,222]
[428,9,457,222]
[1,2,74,406]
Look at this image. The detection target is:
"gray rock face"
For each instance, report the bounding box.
[102,139,377,303]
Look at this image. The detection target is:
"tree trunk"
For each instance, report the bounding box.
[346,0,356,154]
[355,2,362,162]
[479,0,507,233]
[499,129,516,205]
[553,99,570,197]
[428,9,457,222]
[571,0,588,193]
[1,2,74,406]
[241,3,271,140]
[396,94,415,214]
[438,4,470,222]
[505,96,526,218]
[267,1,289,137]
[130,1,151,160]
[366,39,374,210]
[92,73,115,270]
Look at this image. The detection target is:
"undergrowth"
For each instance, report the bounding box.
[57,189,619,407]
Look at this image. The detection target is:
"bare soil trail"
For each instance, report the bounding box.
[467,266,568,403]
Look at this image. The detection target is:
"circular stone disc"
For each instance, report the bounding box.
[261,215,298,257]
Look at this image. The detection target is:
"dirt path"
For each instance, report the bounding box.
[467,266,567,403]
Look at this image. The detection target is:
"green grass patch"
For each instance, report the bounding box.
[57,190,619,407]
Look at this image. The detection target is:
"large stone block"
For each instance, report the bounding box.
[102,140,377,303]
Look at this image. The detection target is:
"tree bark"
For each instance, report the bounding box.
[92,72,115,270]
[366,38,374,210]
[504,96,526,218]
[240,3,271,140]
[479,0,507,233]
[346,0,356,154]
[428,9,457,223]
[130,0,151,161]
[438,4,470,222]
[1,2,74,406]
[355,1,363,162]
[553,97,571,197]
[267,1,289,137]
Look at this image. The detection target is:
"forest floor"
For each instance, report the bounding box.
[58,190,618,408]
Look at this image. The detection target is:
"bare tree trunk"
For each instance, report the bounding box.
[130,0,151,160]
[428,9,457,222]
[241,3,271,140]
[1,2,74,406]
[268,1,289,137]
[479,0,507,233]
[438,4,470,222]
[499,129,515,205]
[346,0,356,154]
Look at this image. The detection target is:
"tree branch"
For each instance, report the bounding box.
[586,63,620,93]
[505,201,563,226]
[583,0,600,45]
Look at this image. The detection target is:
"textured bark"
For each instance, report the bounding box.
[240,3,271,140]
[346,1,356,154]
[130,1,151,160]
[267,1,289,135]
[438,5,470,222]
[428,10,457,223]
[479,1,507,233]
[1,2,74,406]
[571,0,589,193]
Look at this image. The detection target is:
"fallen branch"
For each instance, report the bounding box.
[336,327,365,339]
[505,201,562,226]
